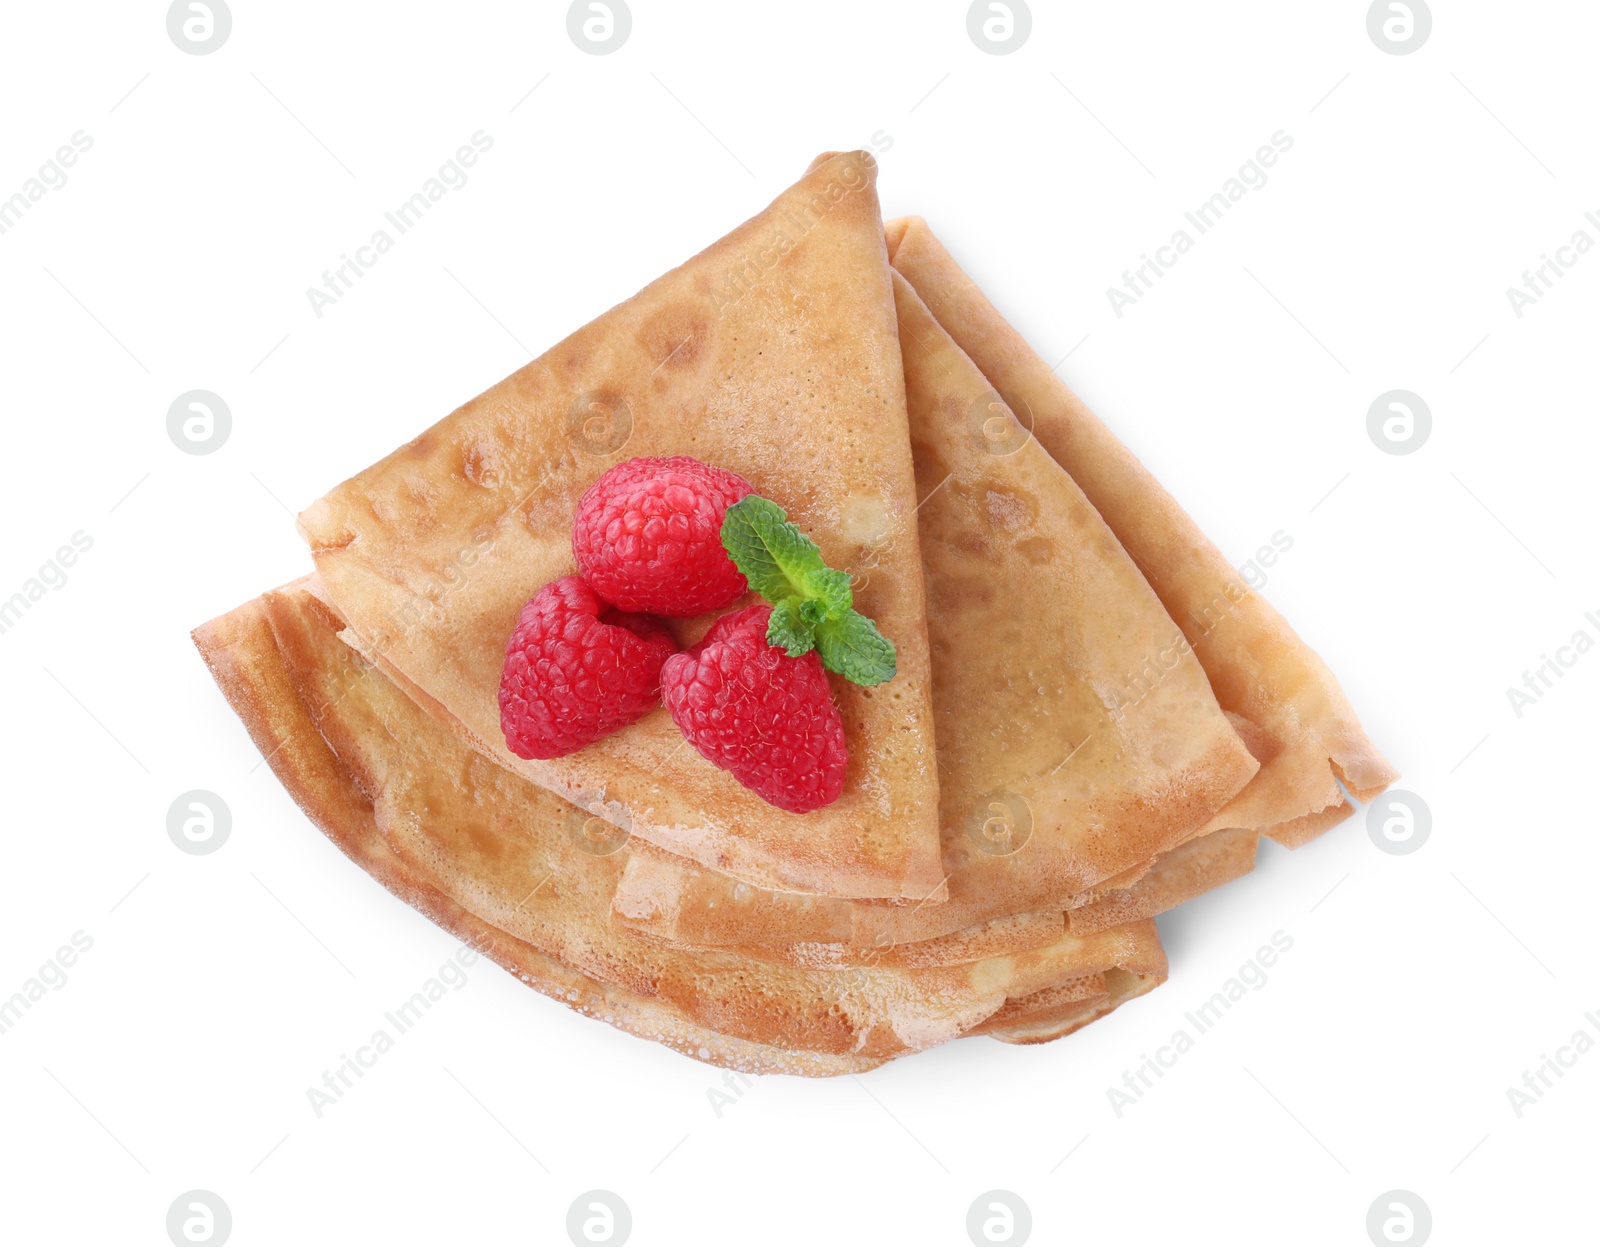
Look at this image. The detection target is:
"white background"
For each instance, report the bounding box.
[1,1,1595,1244]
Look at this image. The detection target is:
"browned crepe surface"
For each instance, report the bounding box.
[609,272,1260,949]
[299,152,943,901]
[192,594,880,1077]
[1065,827,1260,936]
[194,584,1167,1069]
[885,216,1398,847]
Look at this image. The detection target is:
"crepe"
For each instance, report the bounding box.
[885,217,1398,846]
[1063,826,1260,936]
[192,593,876,1076]
[193,583,1167,1071]
[297,152,943,901]
[608,272,1261,950]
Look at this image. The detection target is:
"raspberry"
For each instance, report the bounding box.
[660,605,848,813]
[499,576,677,759]
[572,456,753,617]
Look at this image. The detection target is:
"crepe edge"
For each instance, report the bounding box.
[883,213,1400,841]
[191,590,886,1078]
[297,154,947,905]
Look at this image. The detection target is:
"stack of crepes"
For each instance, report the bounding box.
[196,152,1396,1075]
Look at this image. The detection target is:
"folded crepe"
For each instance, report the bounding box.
[608,271,1262,950]
[884,217,1398,846]
[297,152,944,901]
[192,583,1166,1072]
[187,154,1390,1075]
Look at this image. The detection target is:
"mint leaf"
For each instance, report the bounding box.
[815,610,897,686]
[722,496,852,610]
[767,599,817,657]
[805,567,854,617]
[721,493,895,686]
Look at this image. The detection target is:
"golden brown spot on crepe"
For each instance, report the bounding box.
[983,486,1036,533]
[557,338,592,377]
[404,434,437,460]
[640,303,708,373]
[953,530,988,557]
[1016,536,1055,565]
[454,815,512,868]
[402,476,438,530]
[460,439,499,488]
[930,572,994,615]
[909,439,950,497]
[368,493,400,526]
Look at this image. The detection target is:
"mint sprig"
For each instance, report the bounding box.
[721,495,897,686]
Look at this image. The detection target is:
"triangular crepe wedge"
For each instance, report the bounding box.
[302,581,1072,973]
[194,583,1168,1068]
[297,151,943,901]
[885,217,1398,847]
[191,593,879,1077]
[609,271,1261,949]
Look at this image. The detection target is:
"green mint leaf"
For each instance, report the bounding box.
[721,496,851,611]
[766,599,818,657]
[814,610,897,686]
[804,567,854,617]
[722,493,895,687]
